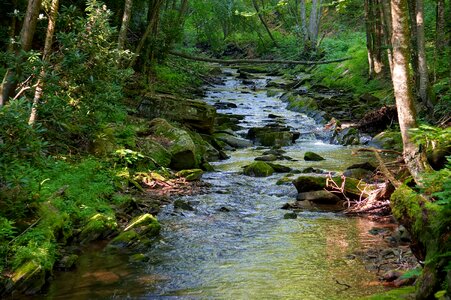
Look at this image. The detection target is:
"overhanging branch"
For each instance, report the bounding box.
[168,50,353,65]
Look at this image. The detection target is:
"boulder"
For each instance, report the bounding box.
[214,132,252,148]
[296,190,342,204]
[343,168,373,181]
[370,131,403,152]
[243,162,275,177]
[292,176,327,193]
[148,118,200,170]
[284,212,298,219]
[175,169,203,181]
[123,213,160,237]
[255,154,278,162]
[137,137,172,168]
[304,151,325,161]
[332,127,361,146]
[267,163,292,173]
[79,212,118,244]
[346,162,376,172]
[138,94,216,134]
[174,200,195,211]
[247,125,298,147]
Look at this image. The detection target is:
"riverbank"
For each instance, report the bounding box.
[1,62,421,298]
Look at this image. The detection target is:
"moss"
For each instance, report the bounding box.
[79,212,118,244]
[390,185,425,234]
[107,230,139,249]
[304,152,325,161]
[124,213,160,237]
[175,169,203,181]
[243,162,275,177]
[364,286,416,299]
[258,131,293,147]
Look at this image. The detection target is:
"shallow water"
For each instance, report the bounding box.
[35,68,393,300]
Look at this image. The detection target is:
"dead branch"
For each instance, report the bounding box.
[169,50,353,66]
[354,147,402,155]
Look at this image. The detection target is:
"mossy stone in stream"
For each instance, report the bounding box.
[304,151,325,161]
[129,253,149,263]
[259,131,294,147]
[267,163,292,173]
[243,162,275,177]
[124,213,160,236]
[79,212,118,244]
[292,176,327,193]
[284,212,298,219]
[7,260,47,295]
[176,169,203,181]
[107,230,140,249]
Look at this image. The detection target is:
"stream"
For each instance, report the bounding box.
[37,68,393,299]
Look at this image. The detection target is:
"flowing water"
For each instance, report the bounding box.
[37,69,393,299]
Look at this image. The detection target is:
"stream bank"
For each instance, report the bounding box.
[8,66,418,299]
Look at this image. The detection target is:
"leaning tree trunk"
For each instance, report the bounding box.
[251,0,278,47]
[0,0,42,107]
[118,0,133,51]
[29,0,59,125]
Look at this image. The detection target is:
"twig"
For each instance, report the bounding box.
[335,279,351,289]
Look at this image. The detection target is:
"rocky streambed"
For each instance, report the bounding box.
[23,67,416,299]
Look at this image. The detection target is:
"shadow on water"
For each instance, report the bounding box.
[29,68,395,300]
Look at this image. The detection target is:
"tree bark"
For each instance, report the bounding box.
[118,0,133,51]
[306,0,322,50]
[435,0,445,54]
[129,0,163,68]
[299,0,308,43]
[0,0,42,107]
[365,0,376,78]
[29,0,59,125]
[390,0,432,184]
[251,0,278,47]
[381,0,394,74]
[415,0,435,108]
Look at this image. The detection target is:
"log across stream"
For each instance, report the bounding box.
[31,68,398,299]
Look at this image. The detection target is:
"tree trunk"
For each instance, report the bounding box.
[415,0,435,108]
[407,0,419,95]
[381,0,394,74]
[390,0,432,184]
[251,0,278,47]
[29,0,59,125]
[307,0,321,50]
[365,0,376,78]
[118,0,133,51]
[0,0,42,107]
[435,0,446,54]
[129,0,163,68]
[299,0,308,43]
[373,0,385,75]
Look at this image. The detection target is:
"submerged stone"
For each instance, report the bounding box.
[296,190,342,204]
[243,162,275,177]
[174,200,195,211]
[304,151,325,161]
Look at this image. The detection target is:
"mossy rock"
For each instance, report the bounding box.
[107,230,140,249]
[304,151,325,161]
[137,137,172,168]
[296,190,342,204]
[124,213,160,237]
[174,199,195,211]
[292,176,327,193]
[267,163,292,173]
[138,94,216,134]
[371,131,403,152]
[148,118,200,170]
[176,169,203,181]
[243,162,275,177]
[258,131,294,147]
[277,176,293,185]
[333,127,361,146]
[7,260,47,295]
[213,132,252,148]
[129,253,149,263]
[79,213,117,244]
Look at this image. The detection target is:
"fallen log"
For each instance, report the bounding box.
[169,50,353,65]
